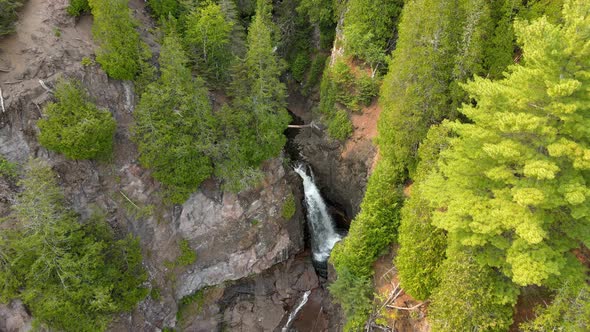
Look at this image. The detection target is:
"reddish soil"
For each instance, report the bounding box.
[371,247,430,332]
[341,100,381,160]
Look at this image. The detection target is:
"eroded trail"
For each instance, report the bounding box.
[0,0,94,100]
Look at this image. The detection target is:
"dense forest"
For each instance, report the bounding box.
[0,0,588,331]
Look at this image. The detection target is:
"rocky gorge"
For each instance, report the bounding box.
[0,1,379,331]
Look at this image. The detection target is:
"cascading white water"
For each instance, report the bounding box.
[281,290,311,332]
[294,164,342,262]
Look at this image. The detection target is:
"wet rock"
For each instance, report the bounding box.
[295,128,375,219]
[179,254,338,332]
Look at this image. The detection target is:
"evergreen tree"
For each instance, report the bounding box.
[0,0,24,36]
[89,0,148,80]
[428,248,519,331]
[342,0,403,72]
[395,125,449,300]
[218,0,247,58]
[229,0,290,167]
[521,277,590,331]
[421,0,590,287]
[185,1,234,84]
[37,79,116,160]
[0,159,147,332]
[134,29,217,203]
[146,0,179,18]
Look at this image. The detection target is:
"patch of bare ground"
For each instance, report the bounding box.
[341,100,381,160]
[368,247,430,332]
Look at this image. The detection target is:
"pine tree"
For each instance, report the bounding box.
[37,79,116,160]
[421,0,590,287]
[342,0,403,71]
[185,1,234,84]
[134,29,217,202]
[0,159,147,332]
[89,0,148,80]
[428,248,519,331]
[395,125,449,300]
[0,0,24,36]
[229,0,290,167]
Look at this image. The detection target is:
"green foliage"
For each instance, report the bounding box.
[421,1,590,287]
[89,0,149,80]
[37,79,116,160]
[0,0,24,36]
[302,54,328,94]
[396,125,449,301]
[0,159,148,331]
[150,286,161,301]
[67,0,90,16]
[327,109,352,141]
[378,0,521,175]
[134,29,216,203]
[297,0,335,26]
[0,156,18,179]
[176,289,205,323]
[81,56,94,66]
[185,2,234,84]
[342,0,403,69]
[428,249,519,331]
[356,73,379,107]
[290,51,310,83]
[219,0,290,187]
[521,279,590,331]
[520,0,565,24]
[318,58,378,140]
[330,161,403,329]
[177,239,197,266]
[146,0,179,18]
[328,267,374,331]
[281,192,296,220]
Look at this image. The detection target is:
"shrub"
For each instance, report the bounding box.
[37,79,116,160]
[0,156,18,179]
[0,0,24,36]
[177,239,197,266]
[67,0,90,16]
[327,109,353,140]
[89,0,148,80]
[281,193,296,220]
[356,72,379,107]
[80,56,94,66]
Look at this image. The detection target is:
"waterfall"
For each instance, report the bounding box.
[282,290,311,332]
[294,164,342,262]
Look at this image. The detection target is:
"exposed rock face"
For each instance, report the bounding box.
[176,159,305,299]
[0,301,31,332]
[179,253,344,332]
[295,127,375,218]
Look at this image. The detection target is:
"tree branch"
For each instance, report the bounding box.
[39,79,53,93]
